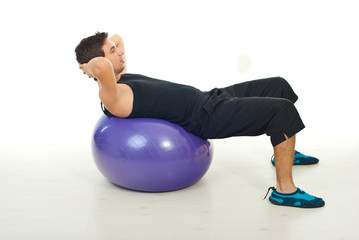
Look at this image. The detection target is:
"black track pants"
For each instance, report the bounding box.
[196,77,305,147]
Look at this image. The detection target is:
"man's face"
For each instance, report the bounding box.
[102,39,126,74]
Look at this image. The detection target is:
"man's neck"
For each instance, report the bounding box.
[115,73,121,82]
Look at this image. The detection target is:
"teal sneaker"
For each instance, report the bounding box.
[271,151,319,166]
[264,187,325,208]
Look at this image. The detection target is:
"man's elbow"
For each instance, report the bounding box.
[91,58,112,77]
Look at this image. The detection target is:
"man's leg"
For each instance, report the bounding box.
[273,134,296,193]
[220,76,298,103]
[221,77,319,166]
[199,95,325,207]
[268,134,325,208]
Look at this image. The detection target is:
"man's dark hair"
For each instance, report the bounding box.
[75,32,109,64]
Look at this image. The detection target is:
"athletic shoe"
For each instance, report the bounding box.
[264,187,325,208]
[271,150,319,166]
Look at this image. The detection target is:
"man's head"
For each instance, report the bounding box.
[75,32,108,64]
[75,32,126,76]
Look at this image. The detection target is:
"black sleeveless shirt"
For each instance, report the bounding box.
[101,73,210,133]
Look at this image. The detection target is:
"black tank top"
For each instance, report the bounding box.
[101,73,210,133]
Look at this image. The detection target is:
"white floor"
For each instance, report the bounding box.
[1,133,358,240]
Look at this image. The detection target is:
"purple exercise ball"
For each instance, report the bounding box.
[92,115,214,192]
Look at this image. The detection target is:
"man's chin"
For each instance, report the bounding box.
[115,67,126,74]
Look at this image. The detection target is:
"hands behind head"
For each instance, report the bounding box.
[79,57,112,81]
[79,63,95,79]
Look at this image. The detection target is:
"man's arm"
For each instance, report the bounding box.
[109,34,127,74]
[80,57,119,109]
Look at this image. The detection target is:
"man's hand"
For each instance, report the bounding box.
[79,57,113,79]
[79,62,95,79]
[109,34,127,75]
[109,34,123,47]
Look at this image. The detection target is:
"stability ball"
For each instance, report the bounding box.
[91,115,214,192]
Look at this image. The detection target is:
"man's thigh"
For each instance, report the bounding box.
[199,96,294,139]
[221,77,298,102]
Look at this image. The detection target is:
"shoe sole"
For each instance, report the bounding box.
[271,160,319,166]
[269,198,325,208]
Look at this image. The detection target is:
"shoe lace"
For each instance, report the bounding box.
[263,187,275,200]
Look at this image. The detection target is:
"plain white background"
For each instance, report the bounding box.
[1,0,358,239]
[1,0,358,142]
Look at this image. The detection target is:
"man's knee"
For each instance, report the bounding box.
[272,99,300,123]
[269,99,304,146]
[277,98,296,112]
[271,77,298,103]
[271,76,290,89]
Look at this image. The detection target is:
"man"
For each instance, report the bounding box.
[75,32,324,208]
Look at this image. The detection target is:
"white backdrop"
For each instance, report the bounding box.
[1,0,358,145]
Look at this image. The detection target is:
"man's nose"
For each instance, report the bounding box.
[117,49,124,56]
